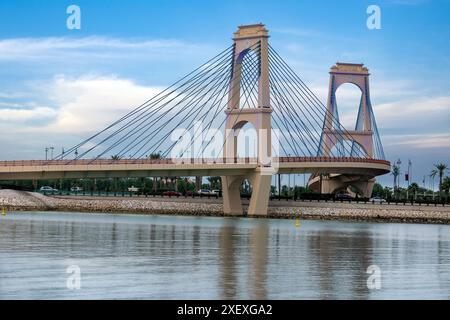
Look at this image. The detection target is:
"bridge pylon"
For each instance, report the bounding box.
[222,24,273,216]
[320,63,374,158]
[314,63,381,197]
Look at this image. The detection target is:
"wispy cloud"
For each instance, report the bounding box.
[0,105,57,122]
[375,96,450,129]
[272,27,322,38]
[385,133,450,149]
[0,36,211,62]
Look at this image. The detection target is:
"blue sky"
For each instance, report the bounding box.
[0,0,449,188]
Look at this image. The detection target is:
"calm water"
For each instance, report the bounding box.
[0,211,449,299]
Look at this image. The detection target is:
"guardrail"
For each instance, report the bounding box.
[36,191,448,207]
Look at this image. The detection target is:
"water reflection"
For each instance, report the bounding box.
[219,224,237,299]
[0,212,450,299]
[306,228,373,299]
[249,223,268,299]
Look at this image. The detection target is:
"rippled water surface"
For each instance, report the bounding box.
[0,211,449,299]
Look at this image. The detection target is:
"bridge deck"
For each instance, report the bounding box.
[0,157,390,180]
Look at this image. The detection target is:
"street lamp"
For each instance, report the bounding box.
[288,154,291,198]
[406,159,412,200]
[396,159,402,198]
[293,174,296,200]
[45,147,49,160]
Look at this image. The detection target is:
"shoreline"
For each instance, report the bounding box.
[1,189,449,225]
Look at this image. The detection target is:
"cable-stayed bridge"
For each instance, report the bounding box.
[0,24,390,216]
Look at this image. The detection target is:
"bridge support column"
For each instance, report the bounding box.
[247,171,272,216]
[352,178,376,198]
[221,170,272,216]
[221,175,245,215]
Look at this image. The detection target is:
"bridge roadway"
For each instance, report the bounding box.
[0,157,390,180]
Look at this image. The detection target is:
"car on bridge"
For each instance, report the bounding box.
[162,191,182,197]
[369,196,387,203]
[335,193,353,201]
[197,189,215,196]
[40,186,58,193]
[70,186,83,192]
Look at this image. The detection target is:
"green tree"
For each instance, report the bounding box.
[148,152,162,159]
[391,163,401,197]
[270,185,276,195]
[111,155,120,160]
[148,152,163,193]
[383,186,393,200]
[431,162,448,196]
[442,177,450,195]
[371,183,384,197]
[281,185,289,197]
[207,176,221,190]
[408,182,419,198]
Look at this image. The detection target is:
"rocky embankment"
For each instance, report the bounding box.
[1,189,449,224]
[0,189,223,216]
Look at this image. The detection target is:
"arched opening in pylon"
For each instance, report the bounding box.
[234,120,258,159]
[329,139,369,158]
[237,49,260,109]
[334,83,363,129]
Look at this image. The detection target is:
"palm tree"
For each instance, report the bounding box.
[207,176,221,190]
[148,152,162,193]
[391,163,401,197]
[408,182,419,199]
[111,155,120,160]
[148,152,162,160]
[442,177,450,196]
[430,170,437,200]
[432,163,448,196]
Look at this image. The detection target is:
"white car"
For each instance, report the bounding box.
[198,189,213,196]
[369,196,386,203]
[70,186,83,192]
[40,186,58,192]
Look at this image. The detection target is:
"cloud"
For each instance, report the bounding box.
[0,75,165,159]
[374,96,450,129]
[0,105,57,122]
[39,75,164,134]
[0,36,206,62]
[272,28,322,38]
[385,133,450,149]
[0,92,28,99]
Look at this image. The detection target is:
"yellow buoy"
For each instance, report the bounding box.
[295,218,301,228]
[1,207,6,216]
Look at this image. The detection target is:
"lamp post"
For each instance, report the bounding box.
[431,174,435,201]
[288,154,291,198]
[45,147,49,160]
[293,174,296,200]
[396,159,402,199]
[406,159,412,200]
